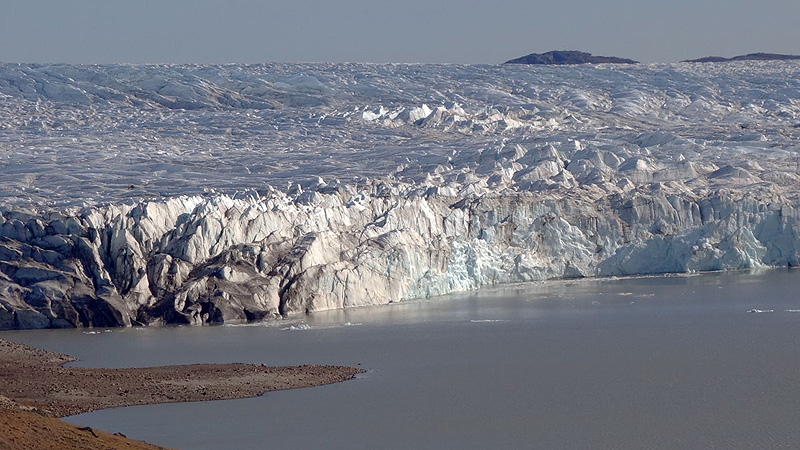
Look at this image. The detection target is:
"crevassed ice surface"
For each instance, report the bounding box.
[1,62,800,329]
[1,62,799,209]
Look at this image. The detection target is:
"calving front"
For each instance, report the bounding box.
[1,186,797,328]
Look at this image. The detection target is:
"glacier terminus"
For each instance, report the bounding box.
[1,61,799,329]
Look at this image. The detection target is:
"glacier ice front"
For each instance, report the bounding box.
[0,61,799,329]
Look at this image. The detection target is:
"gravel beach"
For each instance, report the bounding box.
[0,338,363,449]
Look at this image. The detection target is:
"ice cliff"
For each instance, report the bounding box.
[1,62,799,329]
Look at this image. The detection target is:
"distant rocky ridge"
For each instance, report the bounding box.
[504,50,638,65]
[505,50,800,65]
[684,53,800,63]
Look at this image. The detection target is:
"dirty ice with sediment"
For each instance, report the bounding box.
[1,61,799,329]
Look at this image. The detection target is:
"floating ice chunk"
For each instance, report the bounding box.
[282,324,312,331]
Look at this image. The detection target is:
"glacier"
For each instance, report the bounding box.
[1,61,799,329]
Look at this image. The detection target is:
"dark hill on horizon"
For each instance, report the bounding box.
[683,53,800,63]
[504,50,638,65]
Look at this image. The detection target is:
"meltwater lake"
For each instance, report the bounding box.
[5,269,800,450]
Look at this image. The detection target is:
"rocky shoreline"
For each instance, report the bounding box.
[0,338,364,449]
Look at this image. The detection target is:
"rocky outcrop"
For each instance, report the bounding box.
[683,53,800,63]
[505,50,638,65]
[1,184,797,329]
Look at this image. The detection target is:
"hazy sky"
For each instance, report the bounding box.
[2,0,799,64]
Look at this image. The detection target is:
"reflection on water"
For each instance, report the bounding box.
[5,269,800,450]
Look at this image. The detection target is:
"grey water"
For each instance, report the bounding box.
[5,270,800,450]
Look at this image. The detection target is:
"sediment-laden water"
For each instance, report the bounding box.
[5,269,800,450]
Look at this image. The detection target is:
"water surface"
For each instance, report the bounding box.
[5,270,800,450]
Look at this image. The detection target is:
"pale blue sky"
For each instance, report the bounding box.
[1,0,799,64]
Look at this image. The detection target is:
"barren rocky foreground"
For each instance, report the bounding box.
[0,406,172,450]
[0,338,363,449]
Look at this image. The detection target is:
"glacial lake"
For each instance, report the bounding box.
[5,269,800,450]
